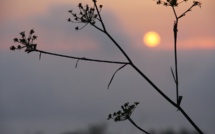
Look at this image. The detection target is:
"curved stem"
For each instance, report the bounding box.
[128,117,150,134]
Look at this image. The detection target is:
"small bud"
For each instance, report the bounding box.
[193,1,202,7]
[164,2,168,6]
[19,39,26,44]
[86,5,89,11]
[68,18,71,22]
[157,0,161,5]
[78,3,83,8]
[94,14,98,18]
[114,117,120,122]
[13,38,18,42]
[28,37,31,42]
[134,102,139,105]
[30,29,34,34]
[129,105,135,110]
[124,102,129,107]
[99,5,103,8]
[117,110,121,115]
[68,10,73,13]
[75,26,79,30]
[107,114,112,120]
[20,31,25,38]
[33,35,37,40]
[10,46,16,51]
[121,105,124,110]
[17,45,22,50]
[73,13,77,17]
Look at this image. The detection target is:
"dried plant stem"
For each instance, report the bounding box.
[172,6,180,105]
[34,49,128,65]
[93,2,203,133]
[128,117,150,134]
[171,6,203,134]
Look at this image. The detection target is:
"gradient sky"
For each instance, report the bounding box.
[0,0,215,134]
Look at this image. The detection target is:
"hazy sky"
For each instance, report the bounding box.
[0,0,215,134]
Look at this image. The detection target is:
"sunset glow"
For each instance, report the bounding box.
[143,31,160,47]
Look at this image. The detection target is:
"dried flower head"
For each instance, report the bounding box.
[10,29,38,53]
[107,102,139,122]
[10,46,16,51]
[154,0,201,7]
[30,29,35,34]
[193,1,202,7]
[68,1,103,30]
[13,38,19,42]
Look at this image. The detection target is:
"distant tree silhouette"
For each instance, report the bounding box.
[61,124,199,134]
[61,123,107,134]
[11,0,203,134]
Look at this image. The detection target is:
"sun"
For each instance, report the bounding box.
[143,31,161,47]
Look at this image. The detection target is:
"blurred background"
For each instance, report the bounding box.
[0,0,215,134]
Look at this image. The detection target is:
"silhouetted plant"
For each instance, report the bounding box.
[11,29,37,53]
[107,102,149,134]
[153,0,202,133]
[10,0,203,134]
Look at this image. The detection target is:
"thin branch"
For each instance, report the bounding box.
[93,0,106,32]
[171,67,176,83]
[107,64,127,89]
[34,49,129,65]
[105,32,133,64]
[172,6,179,105]
[128,117,150,134]
[77,23,90,30]
[93,0,133,64]
[178,106,203,134]
[75,59,80,68]
[178,4,195,19]
[91,24,104,32]
[39,52,42,60]
[172,6,178,19]
[131,63,178,107]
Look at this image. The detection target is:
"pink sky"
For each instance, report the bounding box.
[0,0,215,51]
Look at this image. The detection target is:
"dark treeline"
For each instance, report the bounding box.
[60,123,200,134]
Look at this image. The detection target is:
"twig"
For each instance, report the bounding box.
[34,49,129,65]
[171,67,176,83]
[39,52,42,60]
[75,59,80,68]
[107,64,127,89]
[128,117,150,134]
